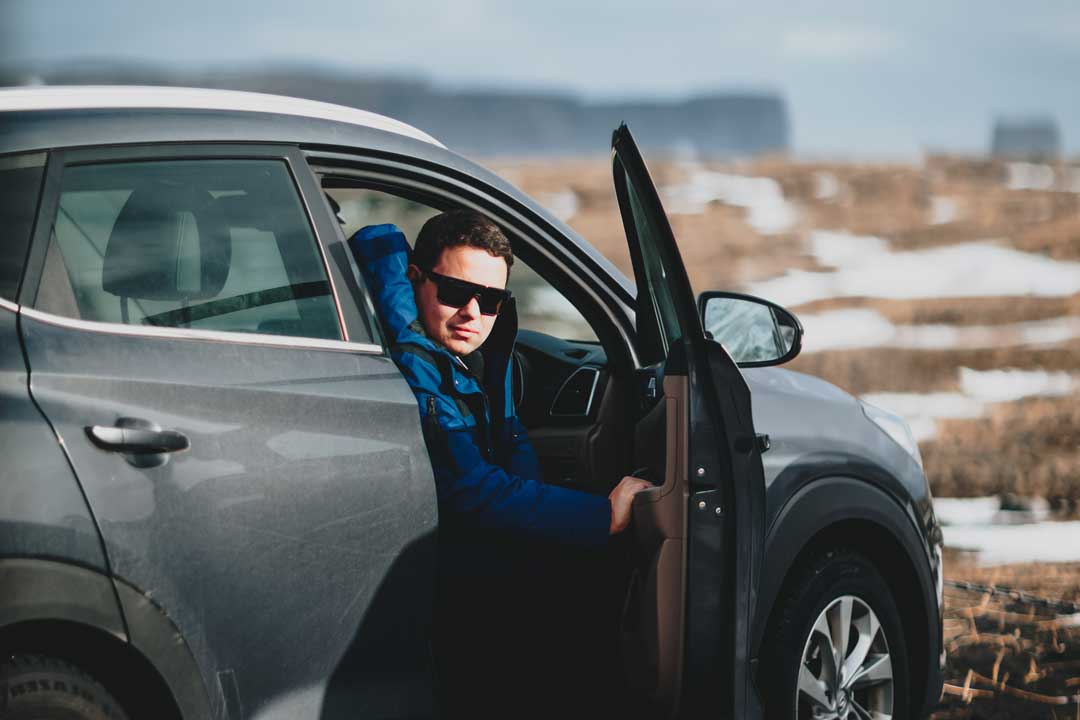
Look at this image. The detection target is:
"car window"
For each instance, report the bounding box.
[35,159,342,341]
[619,159,684,362]
[323,184,599,342]
[0,153,46,302]
[325,186,440,247]
[506,261,598,342]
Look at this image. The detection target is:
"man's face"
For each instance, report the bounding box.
[409,245,509,356]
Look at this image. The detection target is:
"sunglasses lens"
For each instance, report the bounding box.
[435,281,476,309]
[429,271,509,316]
[477,290,506,315]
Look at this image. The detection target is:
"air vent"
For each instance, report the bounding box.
[550,367,600,417]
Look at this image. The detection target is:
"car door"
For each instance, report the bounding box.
[17,144,438,720]
[611,125,767,719]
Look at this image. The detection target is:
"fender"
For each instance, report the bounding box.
[0,558,212,719]
[0,557,124,635]
[753,476,939,661]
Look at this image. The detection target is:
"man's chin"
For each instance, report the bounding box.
[443,337,478,356]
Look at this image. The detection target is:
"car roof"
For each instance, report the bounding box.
[0,85,445,147]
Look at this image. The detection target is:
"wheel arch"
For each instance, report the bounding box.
[753,476,939,715]
[0,557,212,719]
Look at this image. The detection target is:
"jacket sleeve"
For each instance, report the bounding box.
[347,224,417,343]
[399,356,611,548]
[505,415,544,484]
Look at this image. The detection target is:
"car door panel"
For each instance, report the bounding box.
[611,125,767,719]
[623,374,688,708]
[20,311,437,719]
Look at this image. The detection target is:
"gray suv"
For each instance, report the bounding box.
[0,86,943,720]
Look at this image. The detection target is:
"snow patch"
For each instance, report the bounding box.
[943,520,1080,565]
[935,498,1076,565]
[933,496,1005,527]
[959,367,1073,403]
[1006,162,1056,191]
[749,231,1080,307]
[797,310,1080,353]
[663,164,798,235]
[861,369,1075,442]
[930,196,959,225]
[813,171,839,200]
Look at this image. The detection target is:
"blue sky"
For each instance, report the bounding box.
[5,0,1080,158]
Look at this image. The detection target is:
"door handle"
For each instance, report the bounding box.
[86,418,190,455]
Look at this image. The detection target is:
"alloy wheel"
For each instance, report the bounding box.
[795,594,894,720]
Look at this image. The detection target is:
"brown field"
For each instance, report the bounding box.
[932,554,1080,719]
[497,153,1080,716]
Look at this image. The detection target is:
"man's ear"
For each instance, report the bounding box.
[406,264,422,284]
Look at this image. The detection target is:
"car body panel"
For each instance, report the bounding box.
[20,307,438,719]
[0,301,106,570]
[744,365,944,715]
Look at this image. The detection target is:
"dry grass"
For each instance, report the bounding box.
[791,295,1080,326]
[922,392,1080,502]
[785,343,1080,395]
[933,556,1080,719]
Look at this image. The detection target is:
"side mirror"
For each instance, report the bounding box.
[697,291,803,367]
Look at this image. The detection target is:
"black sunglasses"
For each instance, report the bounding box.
[424,269,512,316]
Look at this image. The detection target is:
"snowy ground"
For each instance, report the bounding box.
[797,309,1080,353]
[935,497,1080,565]
[861,368,1074,442]
[662,163,798,235]
[749,230,1080,307]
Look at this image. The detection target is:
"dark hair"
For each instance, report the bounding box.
[412,210,513,274]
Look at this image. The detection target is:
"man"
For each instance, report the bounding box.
[350,210,649,716]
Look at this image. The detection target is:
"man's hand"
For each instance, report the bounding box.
[608,476,653,535]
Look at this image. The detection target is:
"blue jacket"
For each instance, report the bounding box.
[349,224,611,559]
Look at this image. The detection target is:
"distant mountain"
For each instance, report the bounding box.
[991,117,1061,160]
[1,61,789,157]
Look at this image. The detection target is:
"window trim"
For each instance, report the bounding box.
[19,304,383,355]
[18,143,368,349]
[1,151,48,304]
[309,151,641,369]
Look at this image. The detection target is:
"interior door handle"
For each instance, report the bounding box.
[86,422,190,454]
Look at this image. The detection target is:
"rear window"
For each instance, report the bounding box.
[0,153,46,302]
[35,158,342,342]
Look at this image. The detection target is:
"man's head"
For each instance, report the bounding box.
[407,210,513,356]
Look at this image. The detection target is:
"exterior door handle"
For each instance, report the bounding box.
[85,418,189,468]
[86,425,189,454]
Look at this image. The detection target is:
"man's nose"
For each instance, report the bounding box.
[459,295,481,319]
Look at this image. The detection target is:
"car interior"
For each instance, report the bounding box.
[323,179,692,714]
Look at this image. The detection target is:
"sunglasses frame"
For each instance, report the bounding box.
[423,269,512,316]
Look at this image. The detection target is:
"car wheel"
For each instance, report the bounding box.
[763,548,909,720]
[0,654,130,720]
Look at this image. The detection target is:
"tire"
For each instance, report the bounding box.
[0,654,130,720]
[762,548,910,720]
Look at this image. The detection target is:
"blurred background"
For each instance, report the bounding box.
[4,1,1079,715]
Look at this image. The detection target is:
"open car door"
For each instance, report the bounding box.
[612,125,767,719]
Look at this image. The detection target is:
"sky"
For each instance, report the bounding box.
[4,0,1080,159]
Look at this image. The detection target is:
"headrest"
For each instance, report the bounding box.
[103,184,232,301]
